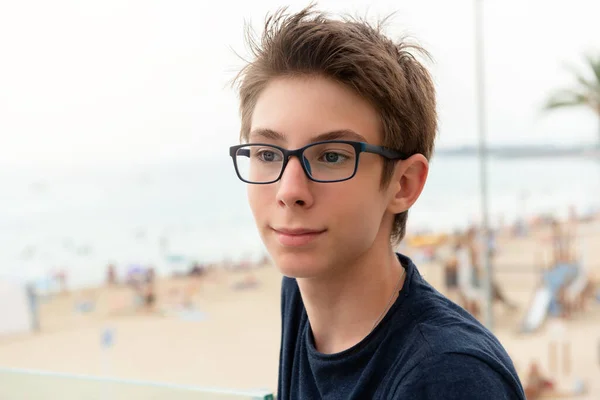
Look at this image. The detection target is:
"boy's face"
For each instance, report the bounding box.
[247,76,401,279]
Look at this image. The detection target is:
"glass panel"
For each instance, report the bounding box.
[304,142,357,181]
[0,367,274,400]
[235,146,284,183]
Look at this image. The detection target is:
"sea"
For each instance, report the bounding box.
[1,154,599,290]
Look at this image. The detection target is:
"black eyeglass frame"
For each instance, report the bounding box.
[229,140,410,184]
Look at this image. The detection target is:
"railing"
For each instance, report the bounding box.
[0,367,274,400]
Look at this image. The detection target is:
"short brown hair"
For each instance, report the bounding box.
[233,4,437,243]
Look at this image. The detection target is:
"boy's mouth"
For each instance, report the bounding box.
[271,227,327,247]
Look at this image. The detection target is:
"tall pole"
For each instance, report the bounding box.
[474,0,494,331]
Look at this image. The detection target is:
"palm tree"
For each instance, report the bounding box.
[544,54,600,148]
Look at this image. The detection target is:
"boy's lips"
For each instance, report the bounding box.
[271,227,327,247]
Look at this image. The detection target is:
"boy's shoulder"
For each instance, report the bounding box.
[381,256,525,398]
[386,350,525,399]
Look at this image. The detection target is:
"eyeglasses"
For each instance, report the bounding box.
[229,140,409,184]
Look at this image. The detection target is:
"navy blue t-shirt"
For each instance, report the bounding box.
[277,254,525,399]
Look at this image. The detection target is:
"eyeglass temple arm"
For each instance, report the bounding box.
[362,143,409,160]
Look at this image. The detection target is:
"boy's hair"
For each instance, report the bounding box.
[233,4,437,243]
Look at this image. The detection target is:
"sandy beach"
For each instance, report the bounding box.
[1,217,599,399]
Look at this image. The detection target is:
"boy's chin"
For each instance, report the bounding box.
[272,252,328,279]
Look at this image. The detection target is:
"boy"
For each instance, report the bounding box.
[229,5,525,399]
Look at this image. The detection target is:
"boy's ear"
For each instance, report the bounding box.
[387,154,429,214]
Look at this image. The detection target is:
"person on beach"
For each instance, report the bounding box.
[465,227,518,313]
[486,234,519,312]
[229,5,525,399]
[456,231,481,317]
[135,267,156,313]
[523,362,554,399]
[106,264,117,285]
[550,218,573,265]
[442,240,460,298]
[440,233,463,304]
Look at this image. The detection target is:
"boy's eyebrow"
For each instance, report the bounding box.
[248,128,368,143]
[249,128,285,142]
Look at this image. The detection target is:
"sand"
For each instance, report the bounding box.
[1,218,599,399]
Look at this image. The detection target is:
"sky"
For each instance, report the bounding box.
[0,0,599,167]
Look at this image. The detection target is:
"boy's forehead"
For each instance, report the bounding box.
[248,77,381,145]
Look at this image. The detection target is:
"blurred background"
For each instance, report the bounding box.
[0,0,598,399]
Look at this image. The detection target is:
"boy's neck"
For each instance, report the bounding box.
[296,244,406,355]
